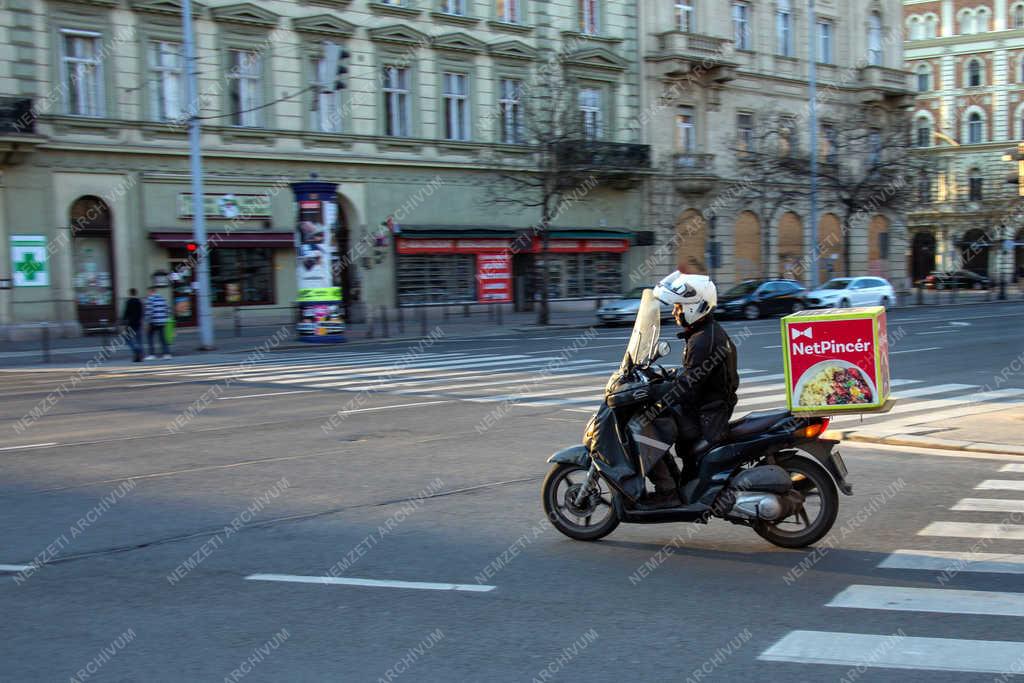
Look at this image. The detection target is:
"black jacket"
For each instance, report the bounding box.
[122,297,143,328]
[671,315,739,443]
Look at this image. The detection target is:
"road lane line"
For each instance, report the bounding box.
[879,549,1024,575]
[0,442,59,452]
[1000,463,1024,472]
[216,390,315,400]
[951,498,1024,513]
[975,480,1024,492]
[918,521,1024,540]
[826,584,1024,617]
[0,564,33,572]
[890,347,941,354]
[327,400,452,415]
[244,574,494,592]
[758,630,1024,674]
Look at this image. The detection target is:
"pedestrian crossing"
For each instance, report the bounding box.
[759,461,1024,677]
[129,349,1024,432]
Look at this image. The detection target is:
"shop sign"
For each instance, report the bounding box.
[11,235,49,287]
[476,254,512,303]
[178,193,272,219]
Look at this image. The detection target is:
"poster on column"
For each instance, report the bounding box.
[295,199,344,338]
[476,254,512,303]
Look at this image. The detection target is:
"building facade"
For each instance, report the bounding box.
[637,0,913,292]
[0,0,652,334]
[904,0,1024,285]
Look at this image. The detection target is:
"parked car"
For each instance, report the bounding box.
[804,277,896,309]
[915,270,991,290]
[714,279,808,320]
[596,287,672,325]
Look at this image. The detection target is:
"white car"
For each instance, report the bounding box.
[804,277,895,309]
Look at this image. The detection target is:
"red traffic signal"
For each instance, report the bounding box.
[186,242,198,252]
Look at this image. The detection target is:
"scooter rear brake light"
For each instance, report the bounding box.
[798,418,829,439]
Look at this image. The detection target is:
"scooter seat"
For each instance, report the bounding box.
[727,408,792,439]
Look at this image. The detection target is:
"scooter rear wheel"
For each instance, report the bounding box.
[542,463,620,542]
[753,456,838,549]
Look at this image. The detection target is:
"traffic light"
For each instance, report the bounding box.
[322,41,350,92]
[186,242,197,253]
[1004,143,1024,196]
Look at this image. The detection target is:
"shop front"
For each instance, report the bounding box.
[395,231,631,307]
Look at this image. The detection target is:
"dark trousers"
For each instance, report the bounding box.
[127,324,143,360]
[148,322,169,356]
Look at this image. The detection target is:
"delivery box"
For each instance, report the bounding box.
[781,307,890,413]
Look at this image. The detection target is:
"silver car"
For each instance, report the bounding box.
[597,287,673,325]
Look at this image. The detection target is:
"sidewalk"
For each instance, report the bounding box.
[827,406,1024,457]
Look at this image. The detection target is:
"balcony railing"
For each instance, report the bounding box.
[656,30,730,56]
[555,140,651,170]
[857,66,913,95]
[0,97,35,134]
[673,153,715,173]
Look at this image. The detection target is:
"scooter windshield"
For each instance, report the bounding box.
[621,289,661,371]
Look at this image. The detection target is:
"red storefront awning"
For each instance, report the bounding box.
[149,231,294,248]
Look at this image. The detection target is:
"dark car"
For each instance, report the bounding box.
[715,278,808,320]
[916,270,991,290]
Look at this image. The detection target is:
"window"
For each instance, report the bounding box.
[822,123,837,163]
[442,0,465,15]
[1015,5,1024,29]
[776,0,793,57]
[817,20,833,64]
[676,106,696,152]
[968,111,983,144]
[311,54,343,133]
[61,30,104,117]
[737,112,754,154]
[579,0,600,35]
[908,17,923,40]
[383,65,411,137]
[675,0,694,32]
[968,168,983,201]
[499,78,523,144]
[915,118,931,147]
[867,12,883,66]
[578,88,602,139]
[868,129,881,166]
[497,0,521,23]
[779,116,796,156]
[442,72,470,141]
[918,172,931,203]
[733,2,751,50]
[916,64,930,92]
[959,11,975,35]
[149,40,184,122]
[210,248,275,305]
[227,49,261,127]
[924,15,938,38]
[967,59,982,87]
[398,255,476,305]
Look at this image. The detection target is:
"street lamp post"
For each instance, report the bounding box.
[808,0,819,289]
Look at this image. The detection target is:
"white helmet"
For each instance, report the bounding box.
[653,271,717,325]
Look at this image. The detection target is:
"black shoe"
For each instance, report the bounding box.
[638,490,682,510]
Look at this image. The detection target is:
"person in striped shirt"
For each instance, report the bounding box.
[144,287,172,359]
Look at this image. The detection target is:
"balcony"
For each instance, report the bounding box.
[555,140,651,170]
[645,31,737,82]
[0,97,45,165]
[857,66,914,105]
[672,153,718,194]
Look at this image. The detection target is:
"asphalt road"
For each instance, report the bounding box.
[2,302,1024,681]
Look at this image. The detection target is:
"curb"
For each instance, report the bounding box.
[825,428,1024,457]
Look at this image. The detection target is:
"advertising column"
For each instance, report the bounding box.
[291,181,344,342]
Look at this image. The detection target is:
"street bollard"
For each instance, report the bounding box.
[41,322,51,364]
[916,285,923,306]
[420,303,427,337]
[381,305,389,338]
[497,303,503,325]
[234,307,242,337]
[463,304,469,318]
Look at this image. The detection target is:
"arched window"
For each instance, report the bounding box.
[976,7,989,32]
[959,10,975,34]
[968,111,984,144]
[967,58,982,87]
[1014,4,1024,29]
[918,172,931,204]
[915,117,931,147]
[968,168,983,201]
[868,12,883,65]
[916,64,930,92]
[908,16,924,40]
[924,14,938,38]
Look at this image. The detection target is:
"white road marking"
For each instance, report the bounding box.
[915,330,957,335]
[891,383,977,399]
[0,564,33,572]
[826,584,1024,617]
[215,390,315,400]
[918,521,1024,541]
[0,442,59,452]
[1000,463,1024,472]
[975,479,1024,492]
[889,347,942,354]
[326,400,452,415]
[951,498,1024,513]
[244,574,494,592]
[878,549,1024,575]
[759,630,1024,674]
[950,321,972,327]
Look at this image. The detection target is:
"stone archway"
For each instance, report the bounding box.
[912,231,936,282]
[733,211,761,280]
[818,213,844,281]
[868,215,890,278]
[676,208,707,274]
[777,212,803,281]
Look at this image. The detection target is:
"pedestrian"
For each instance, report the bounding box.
[144,286,172,360]
[121,288,144,362]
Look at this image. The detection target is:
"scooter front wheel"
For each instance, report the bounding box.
[542,463,620,542]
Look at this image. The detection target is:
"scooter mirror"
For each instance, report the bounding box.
[656,340,671,360]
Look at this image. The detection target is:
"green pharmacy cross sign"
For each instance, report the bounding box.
[10,235,49,287]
